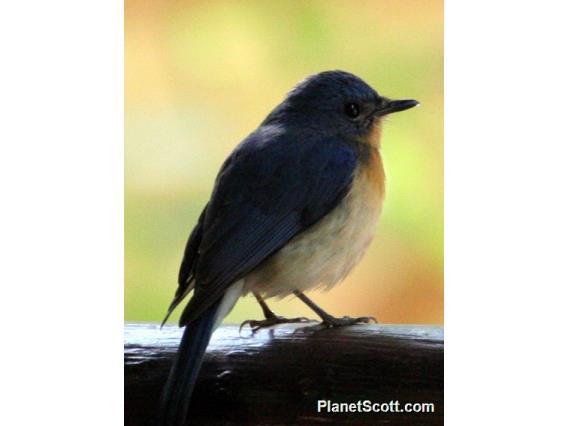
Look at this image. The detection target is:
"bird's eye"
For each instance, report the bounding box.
[344,103,360,119]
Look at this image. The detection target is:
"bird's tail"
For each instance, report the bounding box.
[157,299,221,426]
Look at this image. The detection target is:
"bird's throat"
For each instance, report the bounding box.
[365,120,383,148]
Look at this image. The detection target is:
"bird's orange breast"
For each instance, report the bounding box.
[243,146,386,298]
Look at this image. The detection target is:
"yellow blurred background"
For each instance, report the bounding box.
[125,0,443,325]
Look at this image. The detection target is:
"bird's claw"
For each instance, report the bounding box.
[321,315,378,328]
[239,316,315,335]
[292,315,378,334]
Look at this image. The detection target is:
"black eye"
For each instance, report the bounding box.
[344,103,360,119]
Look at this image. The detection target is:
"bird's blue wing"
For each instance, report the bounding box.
[160,204,208,327]
[179,128,358,325]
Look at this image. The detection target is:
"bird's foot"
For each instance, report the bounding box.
[320,315,377,328]
[294,315,377,334]
[239,315,315,334]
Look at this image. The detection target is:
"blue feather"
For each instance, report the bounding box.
[157,299,221,426]
[179,129,358,325]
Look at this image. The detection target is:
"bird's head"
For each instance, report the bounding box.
[264,70,418,144]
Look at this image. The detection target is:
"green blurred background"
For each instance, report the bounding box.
[125,0,443,325]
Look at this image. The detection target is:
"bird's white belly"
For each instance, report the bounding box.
[243,163,384,298]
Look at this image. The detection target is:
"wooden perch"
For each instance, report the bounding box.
[125,323,443,425]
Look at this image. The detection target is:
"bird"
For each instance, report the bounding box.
[157,70,418,425]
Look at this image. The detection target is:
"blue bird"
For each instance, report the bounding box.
[158,70,418,425]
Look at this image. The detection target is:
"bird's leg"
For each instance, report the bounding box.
[239,292,315,333]
[293,290,377,328]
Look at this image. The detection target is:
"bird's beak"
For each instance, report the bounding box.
[374,99,420,117]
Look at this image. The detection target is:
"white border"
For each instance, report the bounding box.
[0,2,123,425]
[445,0,568,424]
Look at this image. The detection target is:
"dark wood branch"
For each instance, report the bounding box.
[125,323,443,425]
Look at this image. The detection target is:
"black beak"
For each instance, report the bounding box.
[375,99,419,116]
